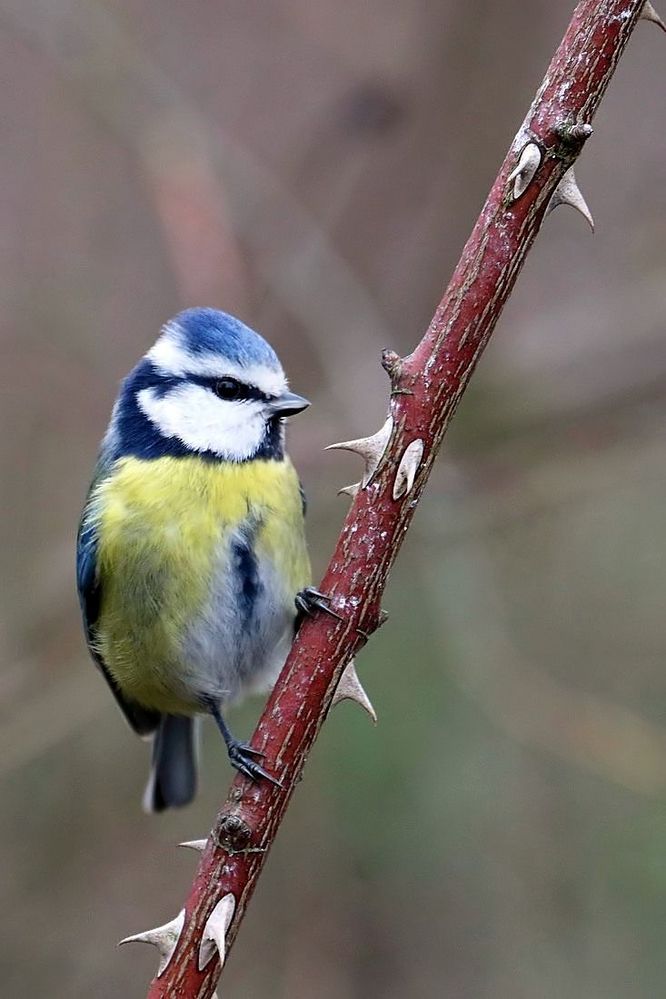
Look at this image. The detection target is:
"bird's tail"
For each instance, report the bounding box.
[143,714,198,813]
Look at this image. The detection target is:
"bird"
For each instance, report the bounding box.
[76,307,330,811]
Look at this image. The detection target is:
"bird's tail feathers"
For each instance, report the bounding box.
[143,714,199,813]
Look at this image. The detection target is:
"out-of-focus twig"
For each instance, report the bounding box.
[0,0,392,424]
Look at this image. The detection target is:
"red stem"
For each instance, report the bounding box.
[147,2,649,995]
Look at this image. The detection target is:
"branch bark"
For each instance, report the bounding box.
[144,2,654,994]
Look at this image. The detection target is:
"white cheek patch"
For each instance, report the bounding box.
[137,384,267,460]
[147,334,288,399]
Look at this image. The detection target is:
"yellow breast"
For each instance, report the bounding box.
[89,455,310,712]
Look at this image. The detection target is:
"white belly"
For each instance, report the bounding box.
[178,527,296,707]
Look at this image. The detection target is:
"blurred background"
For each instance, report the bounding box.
[1,2,665,997]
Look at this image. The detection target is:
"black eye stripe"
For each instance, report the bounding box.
[187,374,271,403]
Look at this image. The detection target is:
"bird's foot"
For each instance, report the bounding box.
[227,740,282,788]
[206,698,282,788]
[295,586,342,621]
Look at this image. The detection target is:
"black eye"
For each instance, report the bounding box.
[213,377,243,401]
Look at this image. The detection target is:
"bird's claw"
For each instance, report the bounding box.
[236,741,265,759]
[227,741,282,788]
[295,586,342,621]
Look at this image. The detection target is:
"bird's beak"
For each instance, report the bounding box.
[269,391,310,417]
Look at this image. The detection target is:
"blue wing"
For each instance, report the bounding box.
[77,492,160,737]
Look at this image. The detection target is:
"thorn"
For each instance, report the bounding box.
[545,166,594,231]
[325,416,393,487]
[119,909,185,977]
[641,1,666,31]
[393,439,424,500]
[507,142,541,200]
[198,894,236,971]
[567,123,593,142]
[381,348,403,380]
[556,121,593,145]
[331,659,377,723]
[338,482,361,499]
[178,839,208,853]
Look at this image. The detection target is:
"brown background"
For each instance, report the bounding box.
[1,2,665,997]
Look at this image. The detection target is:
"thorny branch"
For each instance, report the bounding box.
[123,2,664,995]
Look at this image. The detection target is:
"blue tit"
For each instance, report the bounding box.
[76,307,318,811]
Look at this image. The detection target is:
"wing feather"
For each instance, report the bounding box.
[77,489,160,738]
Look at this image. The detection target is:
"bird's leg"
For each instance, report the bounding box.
[295,586,342,627]
[206,700,282,788]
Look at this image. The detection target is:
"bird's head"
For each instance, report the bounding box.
[107,308,309,462]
